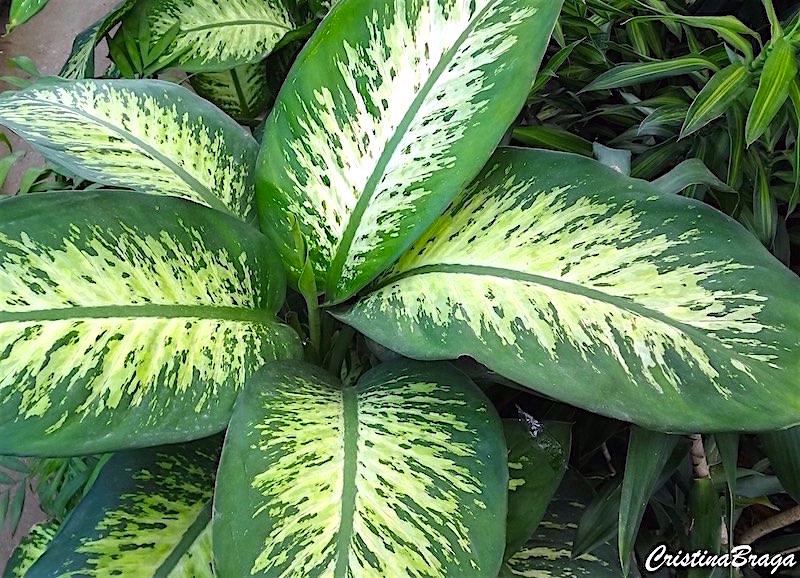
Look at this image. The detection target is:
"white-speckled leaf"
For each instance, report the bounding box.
[213,360,507,577]
[27,439,218,577]
[0,191,301,456]
[121,0,295,72]
[501,474,621,577]
[256,0,563,300]
[59,0,136,79]
[0,79,258,220]
[336,147,800,432]
[190,62,270,121]
[3,520,60,578]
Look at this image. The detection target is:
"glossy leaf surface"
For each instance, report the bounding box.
[0,192,301,455]
[214,360,507,577]
[257,0,563,300]
[0,79,259,220]
[504,419,571,559]
[338,147,800,432]
[122,0,295,72]
[27,439,218,576]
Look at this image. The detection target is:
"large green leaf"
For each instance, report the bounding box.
[504,419,571,559]
[190,62,270,122]
[213,360,507,577]
[0,191,301,456]
[121,0,296,72]
[59,0,137,79]
[0,79,258,220]
[256,0,563,301]
[27,439,218,576]
[3,520,59,578]
[501,473,621,577]
[336,147,800,432]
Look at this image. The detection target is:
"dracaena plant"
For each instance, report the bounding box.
[1,0,800,576]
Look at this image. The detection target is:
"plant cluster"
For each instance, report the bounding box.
[0,0,800,577]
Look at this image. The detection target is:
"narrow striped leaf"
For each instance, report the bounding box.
[504,419,571,560]
[0,79,259,220]
[191,62,270,122]
[760,427,800,503]
[688,477,722,577]
[214,360,507,577]
[501,474,621,577]
[7,0,49,32]
[788,78,800,215]
[753,158,778,246]
[59,0,136,79]
[0,191,301,456]
[581,57,719,92]
[746,37,797,146]
[651,159,737,196]
[682,62,752,138]
[619,427,679,575]
[256,0,563,301]
[727,105,746,189]
[121,0,296,72]
[337,148,800,432]
[3,520,59,578]
[513,125,593,156]
[27,439,218,576]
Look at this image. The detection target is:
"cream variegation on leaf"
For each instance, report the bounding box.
[0,79,259,220]
[213,360,507,578]
[336,148,800,432]
[0,192,301,456]
[256,0,563,300]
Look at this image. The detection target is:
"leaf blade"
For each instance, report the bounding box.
[0,191,301,455]
[746,37,798,146]
[213,360,507,577]
[257,0,563,300]
[0,79,258,220]
[337,148,800,432]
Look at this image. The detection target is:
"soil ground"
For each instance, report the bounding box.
[0,0,117,569]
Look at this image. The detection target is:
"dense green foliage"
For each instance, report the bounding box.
[1,0,800,576]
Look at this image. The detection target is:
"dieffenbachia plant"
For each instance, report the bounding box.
[1,0,799,575]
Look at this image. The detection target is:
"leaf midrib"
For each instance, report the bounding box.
[325,0,500,295]
[180,19,292,35]
[382,263,742,350]
[154,503,211,578]
[17,97,234,216]
[334,386,359,578]
[0,304,272,324]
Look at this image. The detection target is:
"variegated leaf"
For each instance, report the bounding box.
[121,0,296,73]
[213,360,507,577]
[256,0,563,300]
[0,191,301,456]
[0,79,258,220]
[59,0,136,79]
[3,520,59,578]
[191,62,270,121]
[504,419,571,560]
[500,474,621,577]
[26,439,218,576]
[336,147,800,432]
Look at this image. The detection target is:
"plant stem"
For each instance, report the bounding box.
[304,291,321,361]
[689,434,731,544]
[325,325,356,376]
[739,505,800,545]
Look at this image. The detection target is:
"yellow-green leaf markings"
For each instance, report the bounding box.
[3,520,59,578]
[500,474,621,578]
[0,191,301,456]
[0,79,259,220]
[336,148,800,432]
[681,62,752,138]
[213,360,507,577]
[121,0,295,72]
[256,0,563,300]
[504,419,571,560]
[26,439,218,577]
[59,0,137,80]
[190,62,270,122]
[746,36,798,145]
